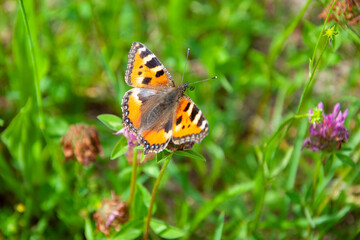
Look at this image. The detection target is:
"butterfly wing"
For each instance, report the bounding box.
[122,88,173,154]
[172,95,209,145]
[125,42,175,89]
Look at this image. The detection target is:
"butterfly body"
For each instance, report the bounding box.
[122,42,208,154]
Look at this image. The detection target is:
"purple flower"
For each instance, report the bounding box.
[115,128,138,149]
[303,102,349,152]
[115,127,155,164]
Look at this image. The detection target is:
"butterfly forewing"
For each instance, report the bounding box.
[125,42,175,89]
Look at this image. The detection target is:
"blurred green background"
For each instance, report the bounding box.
[1,0,360,239]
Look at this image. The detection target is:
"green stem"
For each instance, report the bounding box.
[128,148,138,213]
[18,0,44,129]
[265,114,311,147]
[144,154,172,240]
[298,41,329,114]
[310,0,338,73]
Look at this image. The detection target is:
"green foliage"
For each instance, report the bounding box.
[1,0,360,239]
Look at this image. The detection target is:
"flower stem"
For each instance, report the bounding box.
[310,0,338,73]
[128,148,138,212]
[144,154,172,240]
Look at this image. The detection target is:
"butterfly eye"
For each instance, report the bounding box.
[189,86,195,91]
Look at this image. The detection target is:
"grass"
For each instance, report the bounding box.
[1,0,360,239]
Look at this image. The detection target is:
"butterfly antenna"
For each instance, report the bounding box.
[181,48,190,84]
[188,76,217,85]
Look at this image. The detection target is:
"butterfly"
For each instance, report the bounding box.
[121,42,209,154]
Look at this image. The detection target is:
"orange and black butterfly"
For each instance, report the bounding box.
[121,42,209,154]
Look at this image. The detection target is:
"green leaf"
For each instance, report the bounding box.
[133,183,152,218]
[156,151,167,163]
[173,149,206,162]
[0,99,41,189]
[213,212,225,240]
[0,118,3,127]
[0,154,25,199]
[142,165,160,178]
[286,190,302,205]
[324,153,335,174]
[111,137,128,159]
[337,147,352,152]
[44,116,69,138]
[138,183,152,210]
[150,218,184,239]
[304,206,315,228]
[113,219,143,240]
[335,153,355,168]
[97,114,123,131]
[84,217,94,240]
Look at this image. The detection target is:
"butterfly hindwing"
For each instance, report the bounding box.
[172,95,209,145]
[125,42,175,89]
[122,88,173,154]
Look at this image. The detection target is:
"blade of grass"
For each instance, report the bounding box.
[17,0,44,130]
[213,212,225,240]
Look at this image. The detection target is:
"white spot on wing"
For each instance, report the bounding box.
[143,54,155,63]
[151,66,163,72]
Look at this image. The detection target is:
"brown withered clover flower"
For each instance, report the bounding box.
[60,124,103,166]
[93,193,129,236]
[319,0,360,25]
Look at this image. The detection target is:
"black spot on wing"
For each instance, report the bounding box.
[176,116,182,125]
[138,71,142,75]
[164,120,172,133]
[190,105,199,121]
[156,69,165,77]
[183,102,191,112]
[197,115,205,127]
[145,57,161,68]
[142,77,152,84]
[140,48,152,59]
[139,65,143,69]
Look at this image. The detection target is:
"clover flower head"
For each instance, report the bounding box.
[60,124,103,166]
[303,102,349,152]
[319,0,360,26]
[115,127,138,148]
[93,193,128,236]
[115,127,154,164]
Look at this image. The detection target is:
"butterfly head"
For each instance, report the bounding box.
[178,82,190,94]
